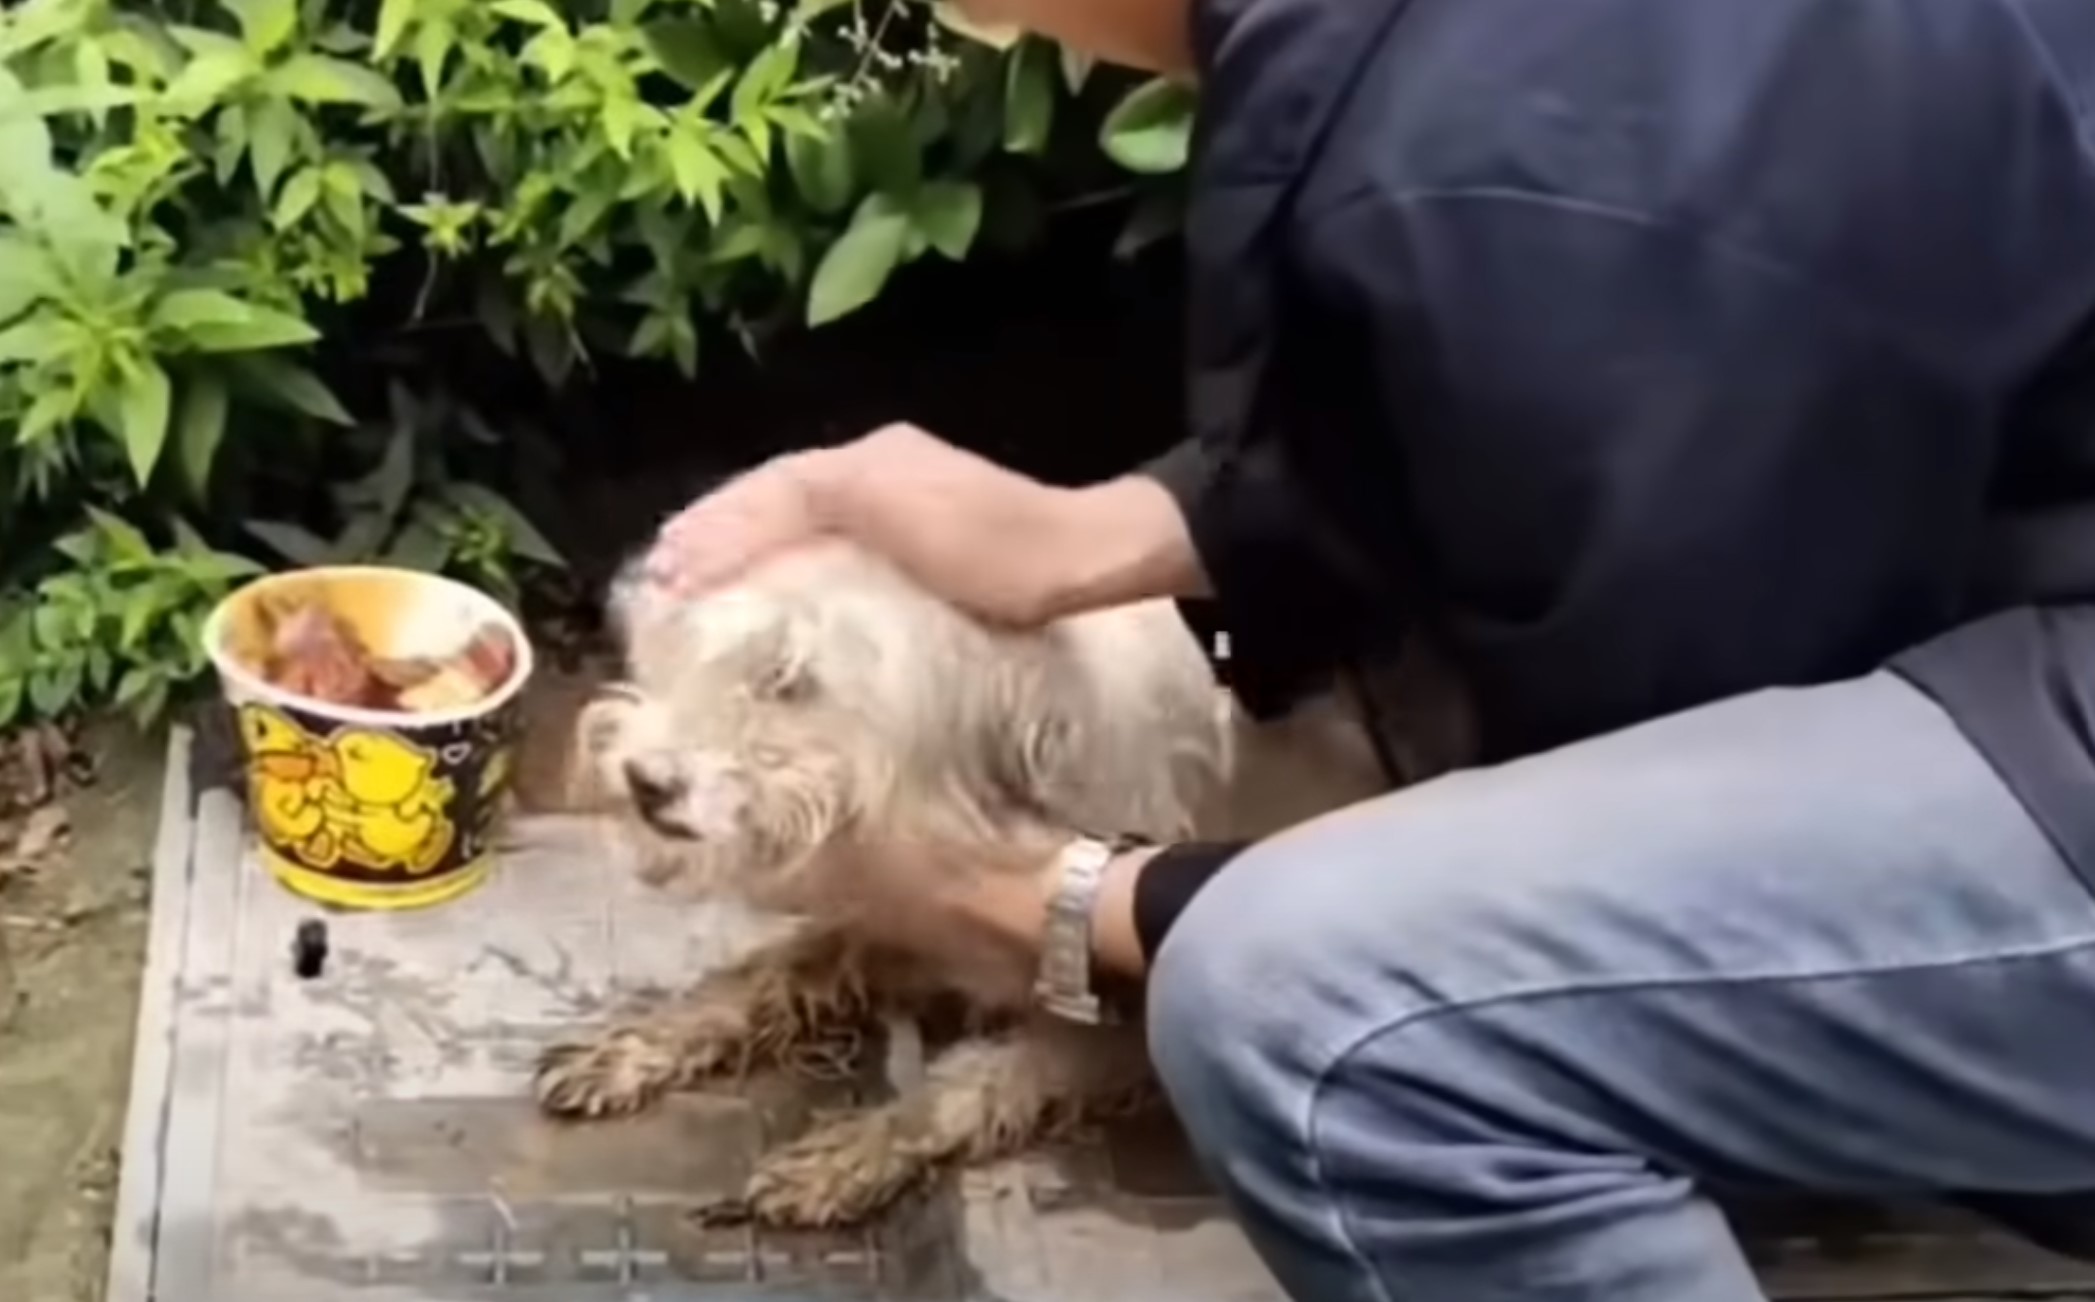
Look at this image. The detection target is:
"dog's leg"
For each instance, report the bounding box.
[707,1020,1152,1228]
[536,925,882,1119]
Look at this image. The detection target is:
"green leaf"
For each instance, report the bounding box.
[374,0,418,59]
[182,550,265,583]
[731,38,798,124]
[117,581,165,654]
[85,505,153,563]
[600,95,650,159]
[28,661,82,719]
[767,104,825,141]
[807,194,909,326]
[0,237,56,324]
[667,128,726,221]
[245,519,338,566]
[1100,77,1196,175]
[450,483,565,568]
[13,84,143,117]
[1114,188,1184,261]
[168,24,248,60]
[555,184,615,249]
[176,370,231,496]
[784,123,854,215]
[410,20,451,99]
[221,0,299,56]
[86,644,114,698]
[0,66,53,185]
[247,97,296,200]
[365,423,416,521]
[333,510,394,563]
[1003,42,1054,155]
[268,53,402,109]
[32,600,74,650]
[1060,46,1094,94]
[849,96,921,196]
[14,174,124,286]
[708,0,775,60]
[522,27,576,81]
[113,665,155,710]
[170,516,212,557]
[641,18,727,93]
[272,165,322,227]
[128,676,171,728]
[151,289,319,352]
[18,387,73,444]
[382,518,449,571]
[114,355,173,485]
[912,180,982,260]
[491,0,566,29]
[75,37,114,108]
[161,49,258,110]
[213,100,249,183]
[0,315,75,365]
[227,353,352,424]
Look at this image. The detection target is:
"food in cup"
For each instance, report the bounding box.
[242,592,517,714]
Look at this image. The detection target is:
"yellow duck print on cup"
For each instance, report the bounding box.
[242,705,459,875]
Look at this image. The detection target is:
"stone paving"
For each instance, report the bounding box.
[104,728,2095,1301]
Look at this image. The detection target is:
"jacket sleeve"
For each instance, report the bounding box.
[1140,430,1392,719]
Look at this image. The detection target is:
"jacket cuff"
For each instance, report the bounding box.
[1139,438,1387,719]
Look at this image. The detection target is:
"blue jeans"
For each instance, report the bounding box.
[1148,672,2095,1302]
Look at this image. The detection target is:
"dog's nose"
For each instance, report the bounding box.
[623,758,685,820]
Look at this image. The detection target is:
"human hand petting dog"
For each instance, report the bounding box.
[646,423,1206,626]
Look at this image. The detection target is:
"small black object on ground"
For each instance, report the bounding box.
[291,918,328,979]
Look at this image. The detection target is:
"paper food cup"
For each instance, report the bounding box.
[201,566,534,911]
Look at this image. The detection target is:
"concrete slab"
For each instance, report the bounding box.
[107,728,2095,1301]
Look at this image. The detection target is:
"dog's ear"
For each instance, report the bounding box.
[695,589,824,702]
[746,614,819,702]
[982,629,1228,841]
[981,654,1097,823]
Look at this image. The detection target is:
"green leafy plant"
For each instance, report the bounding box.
[0,0,1197,731]
[0,508,263,728]
[243,379,564,608]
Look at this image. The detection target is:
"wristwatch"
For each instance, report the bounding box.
[1033,833,1149,1025]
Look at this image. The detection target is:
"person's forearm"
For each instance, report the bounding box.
[1038,476,1212,619]
[796,433,1209,623]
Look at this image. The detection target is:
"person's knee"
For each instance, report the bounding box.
[1145,823,1445,1152]
[1144,786,1633,1156]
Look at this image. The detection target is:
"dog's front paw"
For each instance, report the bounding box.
[534,1026,685,1119]
[699,1115,930,1229]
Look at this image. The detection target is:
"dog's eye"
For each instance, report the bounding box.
[752,669,815,703]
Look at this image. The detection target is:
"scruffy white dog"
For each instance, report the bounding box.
[537,539,1427,1228]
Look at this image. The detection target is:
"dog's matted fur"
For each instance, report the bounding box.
[538,539,1404,1227]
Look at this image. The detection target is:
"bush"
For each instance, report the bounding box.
[0,0,1193,731]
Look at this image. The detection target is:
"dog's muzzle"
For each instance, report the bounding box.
[624,758,686,828]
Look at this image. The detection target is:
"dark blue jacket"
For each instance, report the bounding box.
[1148,0,2095,890]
